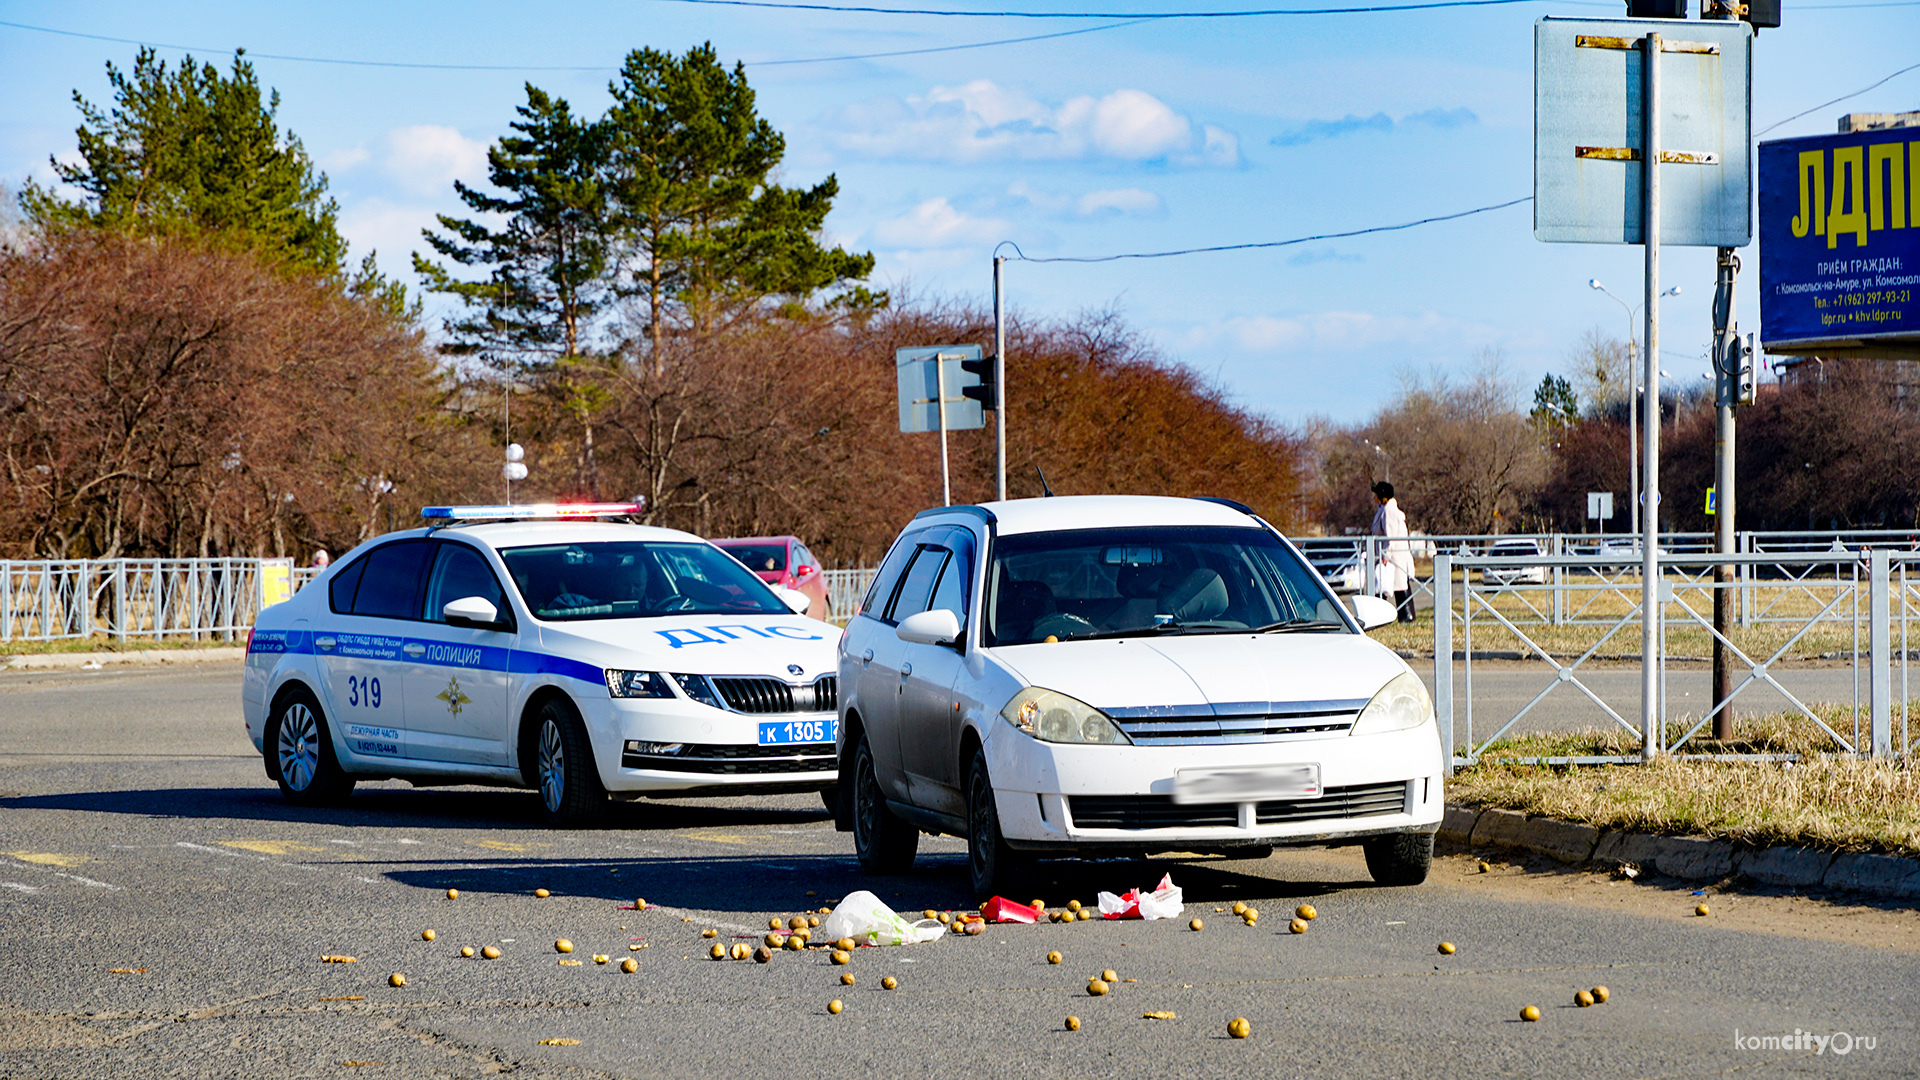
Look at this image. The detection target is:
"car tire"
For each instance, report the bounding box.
[533,696,607,827]
[966,746,1029,897]
[852,733,917,873]
[1362,831,1433,886]
[269,687,356,807]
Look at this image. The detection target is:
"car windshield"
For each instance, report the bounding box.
[718,542,786,573]
[983,526,1348,646]
[500,541,789,621]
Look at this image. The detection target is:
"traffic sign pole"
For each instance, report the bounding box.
[1639,30,1665,761]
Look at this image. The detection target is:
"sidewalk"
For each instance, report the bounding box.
[0,646,245,671]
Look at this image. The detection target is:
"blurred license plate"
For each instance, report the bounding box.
[757,718,837,746]
[1173,763,1320,804]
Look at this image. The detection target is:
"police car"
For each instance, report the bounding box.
[242,504,843,825]
[835,495,1444,895]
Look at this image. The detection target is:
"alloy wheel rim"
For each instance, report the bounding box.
[539,718,565,812]
[853,748,877,851]
[277,703,318,792]
[968,767,990,880]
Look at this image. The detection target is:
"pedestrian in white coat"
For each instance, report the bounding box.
[1371,481,1417,623]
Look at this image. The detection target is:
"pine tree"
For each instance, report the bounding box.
[23,48,346,276]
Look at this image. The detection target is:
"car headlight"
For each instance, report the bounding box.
[605,670,674,698]
[1001,688,1131,745]
[671,673,725,710]
[1350,671,1433,736]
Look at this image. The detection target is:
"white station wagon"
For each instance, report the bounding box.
[243,504,843,825]
[833,495,1444,894]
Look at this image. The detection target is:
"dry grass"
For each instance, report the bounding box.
[1451,708,1920,856]
[0,634,241,657]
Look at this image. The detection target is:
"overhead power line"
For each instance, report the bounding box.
[1754,59,1920,136]
[753,19,1147,64]
[661,0,1544,17]
[998,196,1533,263]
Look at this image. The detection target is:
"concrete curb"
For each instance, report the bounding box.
[0,647,245,671]
[1439,801,1920,901]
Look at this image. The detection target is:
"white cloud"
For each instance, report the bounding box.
[1181,310,1497,355]
[319,145,371,174]
[824,81,1239,167]
[1076,188,1163,217]
[337,198,441,265]
[381,125,488,198]
[871,197,1010,248]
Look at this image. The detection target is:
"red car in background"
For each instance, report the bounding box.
[711,535,831,618]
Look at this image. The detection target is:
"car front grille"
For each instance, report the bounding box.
[1104,699,1367,745]
[1068,781,1409,831]
[1253,781,1408,824]
[620,741,836,774]
[711,675,837,715]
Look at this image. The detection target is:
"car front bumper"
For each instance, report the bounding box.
[983,723,1444,851]
[584,695,838,794]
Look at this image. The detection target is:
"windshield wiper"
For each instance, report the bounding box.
[1254,618,1344,633]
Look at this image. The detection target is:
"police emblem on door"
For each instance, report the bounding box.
[438,676,472,716]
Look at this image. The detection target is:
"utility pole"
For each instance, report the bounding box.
[1639,29,1664,763]
[992,256,1008,502]
[1706,0,1741,743]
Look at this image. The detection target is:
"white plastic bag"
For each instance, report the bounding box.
[1096,873,1184,920]
[820,890,947,946]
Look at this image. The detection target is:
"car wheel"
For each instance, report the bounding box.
[1362,831,1433,886]
[966,745,1028,897]
[534,696,607,827]
[852,733,917,873]
[269,687,355,807]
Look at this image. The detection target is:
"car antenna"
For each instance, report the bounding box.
[1036,467,1055,497]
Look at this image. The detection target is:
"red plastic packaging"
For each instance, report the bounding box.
[979,896,1041,923]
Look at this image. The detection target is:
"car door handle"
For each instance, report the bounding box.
[315,636,336,651]
[862,649,874,663]
[900,662,913,676]
[403,642,427,658]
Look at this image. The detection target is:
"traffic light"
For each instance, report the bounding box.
[1736,333,1756,405]
[1743,0,1781,29]
[961,354,998,411]
[1627,0,1687,15]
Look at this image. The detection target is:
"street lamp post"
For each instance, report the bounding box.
[1589,279,1679,535]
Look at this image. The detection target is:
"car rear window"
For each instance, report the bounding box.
[721,542,786,572]
[348,540,433,620]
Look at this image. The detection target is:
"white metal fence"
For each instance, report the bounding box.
[0,559,322,643]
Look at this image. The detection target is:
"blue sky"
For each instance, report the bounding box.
[3,0,1916,424]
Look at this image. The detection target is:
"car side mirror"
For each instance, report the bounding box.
[773,585,811,615]
[444,595,505,630]
[1344,594,1397,631]
[896,608,962,646]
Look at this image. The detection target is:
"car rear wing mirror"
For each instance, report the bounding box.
[443,595,509,630]
[1343,594,1397,631]
[896,608,962,646]
[773,585,812,615]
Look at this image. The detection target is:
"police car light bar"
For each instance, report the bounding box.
[420,502,645,522]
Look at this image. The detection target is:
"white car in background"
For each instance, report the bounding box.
[243,504,843,825]
[834,495,1445,895]
[1479,537,1547,587]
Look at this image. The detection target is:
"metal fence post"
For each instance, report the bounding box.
[1433,553,1454,775]
[1870,547,1891,759]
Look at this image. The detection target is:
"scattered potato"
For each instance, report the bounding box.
[1478,861,1491,874]
[1142,1011,1176,1020]
[1288,918,1308,935]
[421,929,436,942]
[1438,942,1456,955]
[1078,910,1094,921]
[710,944,727,960]
[1520,1006,1540,1022]
[460,947,475,958]
[882,976,898,990]
[765,933,785,948]
[1087,979,1110,996]
[557,959,581,966]
[808,916,821,928]
[924,910,939,920]
[621,958,638,973]
[1047,951,1062,964]
[593,954,608,965]
[1231,902,1248,916]
[1189,919,1204,932]
[754,946,773,964]
[1101,969,1117,982]
[790,916,809,930]
[555,939,574,954]
[482,946,501,960]
[1227,1017,1251,1039]
[1592,986,1610,1004]
[731,944,751,961]
[836,938,856,952]
[785,936,806,952]
[770,918,784,931]
[1575,990,1595,1007]
[827,999,844,1014]
[841,973,856,986]
[388,973,406,988]
[446,888,459,900]
[535,889,550,899]
[1067,899,1082,913]
[634,898,647,909]
[1696,903,1711,917]
[1295,904,1317,921]
[702,929,718,939]
[1065,1015,1081,1032]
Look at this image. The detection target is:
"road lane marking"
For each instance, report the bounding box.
[6,851,90,867]
[219,840,329,856]
[473,840,547,853]
[175,842,377,884]
[3,882,39,893]
[1,855,119,889]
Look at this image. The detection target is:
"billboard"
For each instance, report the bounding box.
[1759,129,1920,351]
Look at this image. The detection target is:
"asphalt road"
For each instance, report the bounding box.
[1,663,1914,1079]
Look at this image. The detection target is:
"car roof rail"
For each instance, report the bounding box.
[912,505,998,524]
